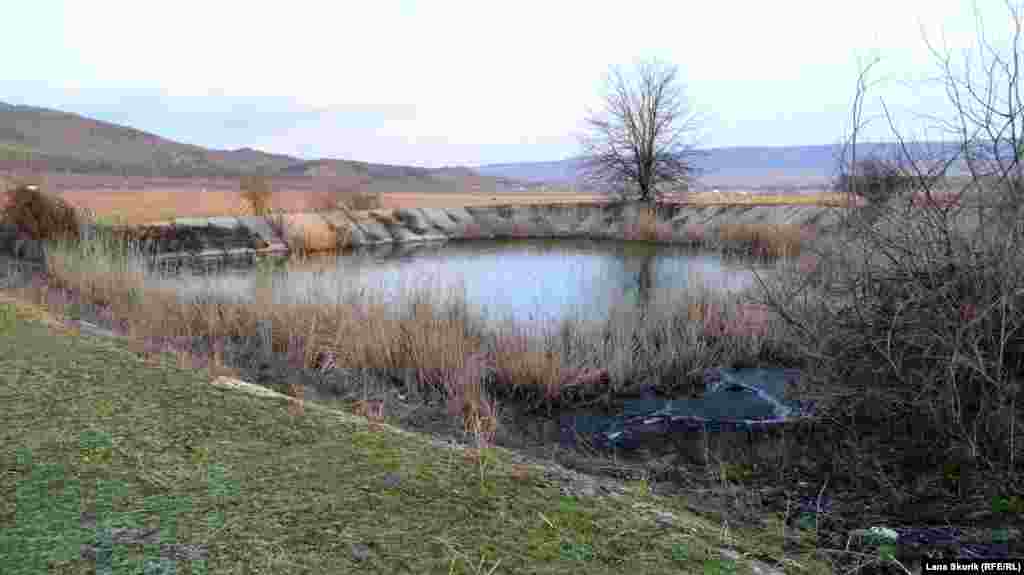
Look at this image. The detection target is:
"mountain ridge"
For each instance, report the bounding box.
[0,100,963,191]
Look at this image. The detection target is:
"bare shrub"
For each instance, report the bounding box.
[2,182,81,242]
[759,4,1024,505]
[341,190,382,211]
[834,156,917,205]
[313,181,381,212]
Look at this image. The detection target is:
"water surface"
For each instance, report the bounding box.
[150,239,771,325]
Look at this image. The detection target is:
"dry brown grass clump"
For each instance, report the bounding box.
[273,213,338,254]
[1,181,82,242]
[239,175,274,216]
[490,322,566,405]
[309,183,383,213]
[717,223,808,257]
[338,190,382,211]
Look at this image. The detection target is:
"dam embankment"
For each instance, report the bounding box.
[0,201,847,265]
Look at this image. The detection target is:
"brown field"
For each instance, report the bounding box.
[0,189,613,225]
[378,191,609,209]
[669,190,862,206]
[0,174,855,226]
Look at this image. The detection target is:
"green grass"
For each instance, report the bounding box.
[0,295,826,574]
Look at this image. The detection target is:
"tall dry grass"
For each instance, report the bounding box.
[31,224,791,429]
[716,223,810,258]
[239,176,274,216]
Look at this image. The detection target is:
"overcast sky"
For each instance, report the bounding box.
[2,1,1017,167]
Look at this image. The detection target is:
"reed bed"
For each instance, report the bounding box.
[31,228,790,421]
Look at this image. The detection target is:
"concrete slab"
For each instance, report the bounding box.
[391,208,433,233]
[153,247,258,262]
[351,242,397,258]
[345,226,375,247]
[112,203,849,261]
[463,207,506,231]
[205,216,242,229]
[389,225,448,243]
[417,208,462,232]
[354,219,395,243]
[172,216,240,230]
[236,215,285,246]
[390,241,447,259]
[441,207,474,224]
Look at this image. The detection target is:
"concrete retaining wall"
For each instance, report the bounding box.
[0,222,47,263]
[0,202,848,266]
[325,202,842,247]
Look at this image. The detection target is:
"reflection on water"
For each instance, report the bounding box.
[147,239,772,325]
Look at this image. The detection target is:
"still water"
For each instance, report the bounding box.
[149,239,770,325]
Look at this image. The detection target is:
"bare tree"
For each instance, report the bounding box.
[578,58,704,203]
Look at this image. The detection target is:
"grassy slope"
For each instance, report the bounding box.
[0,292,824,574]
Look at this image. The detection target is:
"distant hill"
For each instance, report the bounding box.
[473,160,585,187]
[0,101,517,193]
[0,102,302,177]
[0,100,968,194]
[476,143,968,192]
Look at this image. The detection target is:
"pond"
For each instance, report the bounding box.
[147,238,773,326]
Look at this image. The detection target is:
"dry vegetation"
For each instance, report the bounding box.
[5,4,1024,564]
[3,167,1022,569]
[0,291,830,574]
[0,179,81,242]
[26,225,781,415]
